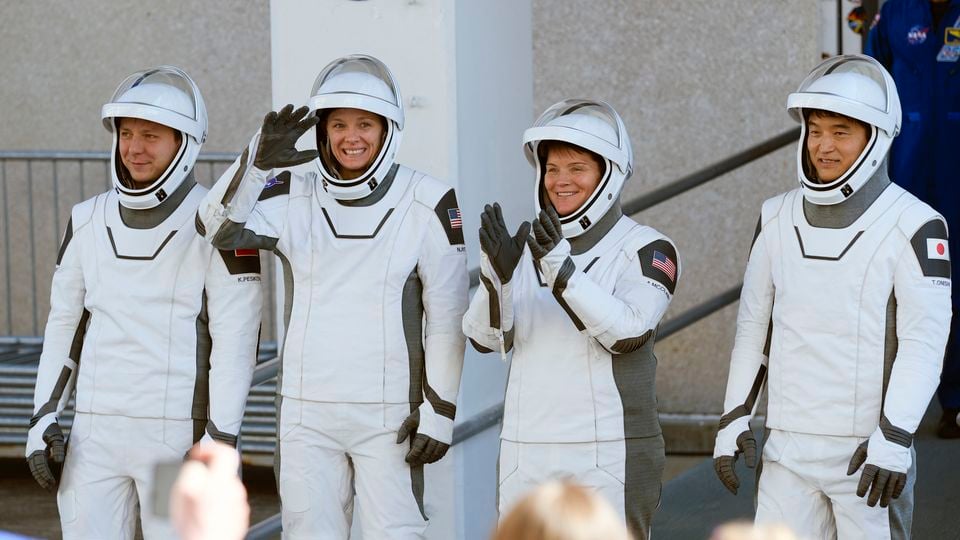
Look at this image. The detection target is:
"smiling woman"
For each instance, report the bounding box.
[322,108,387,180]
[538,140,604,217]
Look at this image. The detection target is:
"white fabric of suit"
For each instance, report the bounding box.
[716,184,951,539]
[463,214,679,538]
[198,146,468,539]
[28,184,262,539]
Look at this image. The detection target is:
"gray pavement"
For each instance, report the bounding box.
[653,402,960,539]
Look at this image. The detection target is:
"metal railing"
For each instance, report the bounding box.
[0,151,282,341]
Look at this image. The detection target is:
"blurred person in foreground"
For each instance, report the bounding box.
[492,481,632,540]
[171,442,249,540]
[709,521,798,540]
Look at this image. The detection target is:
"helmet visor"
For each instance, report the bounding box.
[523,99,631,173]
[101,66,205,140]
[787,55,897,134]
[309,55,403,127]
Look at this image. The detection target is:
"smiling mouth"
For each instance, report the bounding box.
[343,148,367,156]
[554,191,579,198]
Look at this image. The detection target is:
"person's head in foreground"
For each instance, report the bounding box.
[492,481,633,540]
[710,521,799,540]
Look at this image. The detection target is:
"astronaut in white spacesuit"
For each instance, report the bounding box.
[26,66,262,539]
[462,99,680,540]
[713,55,952,540]
[197,54,468,539]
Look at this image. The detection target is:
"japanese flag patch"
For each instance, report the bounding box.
[927,238,950,260]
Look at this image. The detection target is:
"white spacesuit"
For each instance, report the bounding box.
[713,55,952,540]
[197,55,468,539]
[26,66,262,539]
[462,99,680,540]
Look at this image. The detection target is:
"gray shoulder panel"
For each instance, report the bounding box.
[637,239,679,295]
[909,219,950,279]
[433,189,465,246]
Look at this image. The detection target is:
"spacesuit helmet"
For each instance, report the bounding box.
[101,66,207,210]
[786,54,901,205]
[309,54,404,201]
[522,99,633,238]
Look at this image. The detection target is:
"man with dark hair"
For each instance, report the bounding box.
[714,55,951,539]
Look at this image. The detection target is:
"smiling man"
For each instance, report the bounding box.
[713,55,951,540]
[26,67,261,539]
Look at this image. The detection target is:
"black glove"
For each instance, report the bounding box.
[479,203,530,283]
[254,104,319,170]
[27,423,66,492]
[396,409,450,467]
[713,431,757,495]
[846,440,907,508]
[526,205,564,260]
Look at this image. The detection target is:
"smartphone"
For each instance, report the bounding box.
[151,460,183,518]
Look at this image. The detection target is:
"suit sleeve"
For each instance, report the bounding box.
[27,216,87,457]
[714,219,772,458]
[551,238,680,354]
[196,133,289,252]
[882,217,952,436]
[416,189,469,443]
[462,250,519,355]
[200,247,263,446]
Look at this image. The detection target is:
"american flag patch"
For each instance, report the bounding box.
[652,250,676,282]
[447,208,462,229]
[235,249,258,257]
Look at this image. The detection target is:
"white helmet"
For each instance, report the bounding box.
[309,55,403,201]
[101,66,207,209]
[523,99,633,238]
[786,54,901,205]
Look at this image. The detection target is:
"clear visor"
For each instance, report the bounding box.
[789,55,895,130]
[310,55,401,108]
[109,67,201,122]
[532,100,623,146]
[525,99,632,173]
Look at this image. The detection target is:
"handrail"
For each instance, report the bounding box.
[244,128,800,538]
[622,127,800,215]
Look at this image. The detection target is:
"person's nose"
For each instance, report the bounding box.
[128,135,144,154]
[819,135,835,153]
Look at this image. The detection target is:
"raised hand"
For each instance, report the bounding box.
[254,104,319,170]
[479,202,530,283]
[526,204,564,260]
